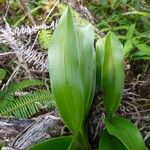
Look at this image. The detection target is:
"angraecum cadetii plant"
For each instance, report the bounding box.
[29,6,147,150]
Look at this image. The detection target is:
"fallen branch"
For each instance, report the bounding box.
[1,111,65,150]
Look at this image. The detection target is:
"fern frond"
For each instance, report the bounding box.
[0,20,55,37]
[0,90,54,118]
[7,79,44,94]
[19,46,48,71]
[11,24,50,36]
[0,28,48,71]
[0,20,55,71]
[0,79,44,109]
[0,90,14,107]
[38,29,52,49]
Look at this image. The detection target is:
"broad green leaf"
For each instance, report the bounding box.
[29,136,73,150]
[76,25,96,116]
[99,130,127,150]
[0,68,6,81]
[96,38,105,87]
[123,24,135,57]
[48,7,84,133]
[104,117,146,150]
[101,32,124,116]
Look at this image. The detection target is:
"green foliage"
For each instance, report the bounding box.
[96,38,105,86]
[38,29,52,49]
[0,79,44,106]
[96,32,146,149]
[48,7,85,134]
[7,79,44,94]
[131,43,150,59]
[102,117,146,150]
[123,24,136,56]
[30,7,146,150]
[0,77,54,118]
[97,32,124,116]
[89,0,150,60]
[29,136,73,150]
[0,90,53,118]
[76,25,96,117]
[100,130,127,150]
[48,6,95,149]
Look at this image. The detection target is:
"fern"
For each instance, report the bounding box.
[0,21,49,71]
[11,24,50,36]
[0,79,44,104]
[7,79,44,94]
[0,6,91,71]
[0,90,54,118]
[38,29,52,49]
[0,78,54,118]
[0,27,49,71]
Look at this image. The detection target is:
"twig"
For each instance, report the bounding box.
[0,52,15,56]
[4,0,14,18]
[19,0,35,25]
[1,64,21,90]
[44,0,59,23]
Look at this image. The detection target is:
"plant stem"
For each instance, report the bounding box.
[69,126,90,150]
[79,125,90,150]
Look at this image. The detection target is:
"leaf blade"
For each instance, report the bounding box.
[104,117,146,150]
[101,32,124,116]
[48,7,84,133]
[96,38,105,87]
[76,24,96,116]
[29,136,73,150]
[99,129,127,150]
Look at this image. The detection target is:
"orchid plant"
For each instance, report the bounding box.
[29,6,146,150]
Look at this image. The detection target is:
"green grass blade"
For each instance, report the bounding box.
[48,7,84,133]
[104,117,146,150]
[101,32,124,116]
[76,24,96,116]
[29,136,73,150]
[99,130,127,150]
